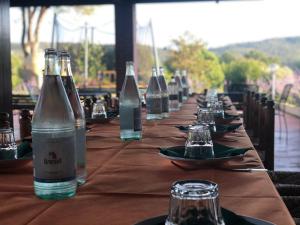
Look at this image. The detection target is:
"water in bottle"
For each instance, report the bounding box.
[32,48,77,200]
[174,70,183,107]
[181,69,189,101]
[119,62,142,140]
[146,67,162,120]
[59,50,86,186]
[168,76,180,111]
[158,67,169,118]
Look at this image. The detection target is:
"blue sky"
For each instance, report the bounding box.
[10,0,300,48]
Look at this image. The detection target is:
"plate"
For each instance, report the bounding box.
[159,151,243,167]
[134,214,274,225]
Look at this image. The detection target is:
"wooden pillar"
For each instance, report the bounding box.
[115,2,136,94]
[0,0,13,125]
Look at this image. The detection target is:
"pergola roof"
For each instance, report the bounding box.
[10,0,223,7]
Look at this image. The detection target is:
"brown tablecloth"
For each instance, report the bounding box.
[0,97,295,225]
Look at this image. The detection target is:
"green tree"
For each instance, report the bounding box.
[223,58,267,84]
[11,52,23,88]
[61,43,105,78]
[165,32,224,92]
[136,44,154,86]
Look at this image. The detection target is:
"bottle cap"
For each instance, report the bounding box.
[59,50,70,58]
[44,48,57,56]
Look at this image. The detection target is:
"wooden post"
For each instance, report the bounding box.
[0,0,13,126]
[115,2,136,94]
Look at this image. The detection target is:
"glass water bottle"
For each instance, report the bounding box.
[146,67,162,120]
[168,76,180,111]
[119,62,142,140]
[158,67,169,118]
[174,70,183,107]
[32,49,77,200]
[181,70,189,101]
[59,51,86,186]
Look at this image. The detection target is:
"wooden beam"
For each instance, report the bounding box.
[0,0,13,126]
[115,2,136,94]
[10,0,223,7]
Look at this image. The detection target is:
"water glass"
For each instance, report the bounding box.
[92,100,107,119]
[184,125,214,159]
[0,128,17,159]
[165,180,225,225]
[197,108,216,132]
[212,101,224,119]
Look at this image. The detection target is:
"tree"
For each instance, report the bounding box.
[165,32,224,92]
[223,58,267,84]
[21,7,48,79]
[60,43,105,78]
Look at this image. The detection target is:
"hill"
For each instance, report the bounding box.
[210,36,300,67]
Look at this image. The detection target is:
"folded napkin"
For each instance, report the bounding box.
[224,112,240,120]
[0,141,32,160]
[215,123,242,133]
[175,124,242,133]
[159,142,251,159]
[222,208,257,225]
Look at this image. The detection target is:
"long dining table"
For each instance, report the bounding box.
[0,96,295,225]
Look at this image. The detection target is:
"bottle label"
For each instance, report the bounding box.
[162,96,169,113]
[169,94,179,101]
[32,133,76,183]
[183,88,189,97]
[179,91,183,103]
[147,98,162,114]
[133,107,142,131]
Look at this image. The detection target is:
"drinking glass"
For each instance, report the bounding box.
[197,108,216,132]
[0,128,17,159]
[165,180,225,225]
[184,125,214,159]
[212,101,224,119]
[92,100,107,119]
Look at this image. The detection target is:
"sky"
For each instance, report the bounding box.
[9,0,300,48]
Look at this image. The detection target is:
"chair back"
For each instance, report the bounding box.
[279,84,293,104]
[262,100,275,170]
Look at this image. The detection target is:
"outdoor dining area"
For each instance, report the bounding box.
[1,0,300,225]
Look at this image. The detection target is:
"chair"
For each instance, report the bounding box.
[275,84,293,140]
[255,100,275,170]
[268,171,300,225]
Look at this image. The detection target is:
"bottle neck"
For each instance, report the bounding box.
[45,55,59,76]
[60,58,73,77]
[126,63,135,77]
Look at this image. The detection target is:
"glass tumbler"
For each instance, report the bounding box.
[197,108,216,132]
[92,100,107,119]
[184,125,214,159]
[212,101,224,119]
[165,180,225,225]
[0,128,17,159]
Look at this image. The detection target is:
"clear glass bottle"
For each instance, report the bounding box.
[158,67,169,118]
[32,48,77,200]
[146,67,163,120]
[59,51,86,186]
[168,76,180,111]
[119,61,142,140]
[174,70,183,107]
[181,69,189,101]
